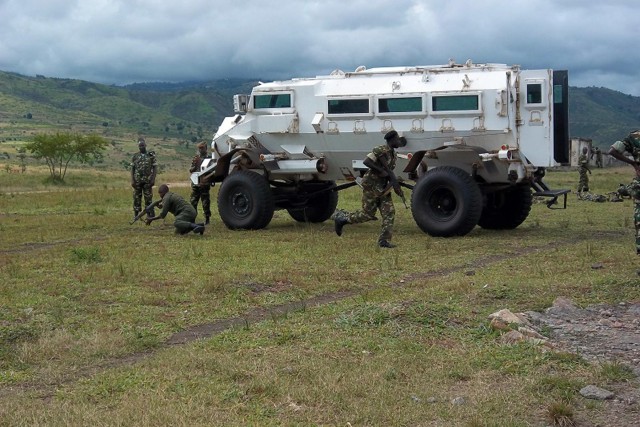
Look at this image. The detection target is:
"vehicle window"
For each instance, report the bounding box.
[327,99,369,114]
[253,94,291,109]
[378,97,422,113]
[527,83,543,104]
[553,84,563,104]
[432,95,479,111]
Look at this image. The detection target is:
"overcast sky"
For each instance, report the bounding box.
[1,0,639,96]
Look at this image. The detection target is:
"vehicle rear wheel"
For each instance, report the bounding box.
[287,182,339,223]
[478,185,533,230]
[217,170,274,230]
[411,166,482,237]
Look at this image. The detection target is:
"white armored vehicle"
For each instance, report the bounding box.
[193,60,570,237]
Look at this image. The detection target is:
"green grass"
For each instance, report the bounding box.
[0,166,638,425]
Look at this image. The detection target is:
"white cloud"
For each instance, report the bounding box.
[0,0,639,96]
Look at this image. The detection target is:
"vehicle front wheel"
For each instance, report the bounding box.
[217,171,275,230]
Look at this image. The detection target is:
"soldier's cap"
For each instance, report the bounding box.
[384,130,399,141]
[197,142,206,149]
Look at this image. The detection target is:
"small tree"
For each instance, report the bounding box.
[25,132,109,182]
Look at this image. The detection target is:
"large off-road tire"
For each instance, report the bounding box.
[478,185,533,230]
[287,182,339,223]
[217,170,274,230]
[411,166,482,237]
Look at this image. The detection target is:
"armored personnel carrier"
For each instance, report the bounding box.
[192,60,570,237]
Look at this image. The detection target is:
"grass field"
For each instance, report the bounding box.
[1,165,639,426]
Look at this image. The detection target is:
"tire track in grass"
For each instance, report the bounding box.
[0,232,626,399]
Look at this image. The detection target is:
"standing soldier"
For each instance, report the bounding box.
[189,142,212,224]
[130,137,158,220]
[333,130,407,248]
[577,146,591,193]
[594,147,604,168]
[608,130,640,255]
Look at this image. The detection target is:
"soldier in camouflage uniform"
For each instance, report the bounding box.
[334,130,407,248]
[608,130,640,255]
[577,146,591,193]
[145,184,204,235]
[593,147,603,168]
[189,142,212,224]
[130,138,158,220]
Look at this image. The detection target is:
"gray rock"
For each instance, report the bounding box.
[579,385,614,400]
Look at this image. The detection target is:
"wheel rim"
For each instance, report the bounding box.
[230,189,251,217]
[427,187,458,220]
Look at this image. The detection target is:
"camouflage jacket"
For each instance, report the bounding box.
[189,153,207,173]
[362,144,397,194]
[578,154,590,170]
[612,135,640,162]
[131,151,157,183]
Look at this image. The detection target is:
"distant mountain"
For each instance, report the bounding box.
[569,86,640,146]
[0,70,638,148]
[0,71,256,141]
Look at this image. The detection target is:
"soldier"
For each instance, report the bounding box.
[333,130,406,248]
[608,130,640,255]
[130,137,158,220]
[145,184,205,235]
[594,147,603,168]
[577,146,591,193]
[189,142,212,224]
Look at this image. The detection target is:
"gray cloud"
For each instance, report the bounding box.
[1,0,638,95]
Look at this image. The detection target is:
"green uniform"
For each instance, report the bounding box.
[159,192,198,234]
[594,148,603,168]
[612,136,640,254]
[189,153,211,220]
[577,153,590,192]
[131,151,157,212]
[343,144,397,243]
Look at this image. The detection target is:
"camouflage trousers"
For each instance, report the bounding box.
[190,185,211,219]
[133,181,153,213]
[344,189,395,242]
[634,202,640,254]
[577,168,589,192]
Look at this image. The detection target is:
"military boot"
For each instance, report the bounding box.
[133,210,140,222]
[334,217,349,236]
[205,216,210,225]
[378,239,396,248]
[191,223,205,235]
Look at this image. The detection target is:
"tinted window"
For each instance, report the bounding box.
[553,84,563,104]
[253,94,291,109]
[328,99,369,114]
[432,95,479,111]
[378,97,422,113]
[527,84,542,104]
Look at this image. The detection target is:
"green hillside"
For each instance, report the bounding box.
[569,86,640,147]
[0,71,255,171]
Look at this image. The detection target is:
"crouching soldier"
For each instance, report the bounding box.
[145,184,205,235]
